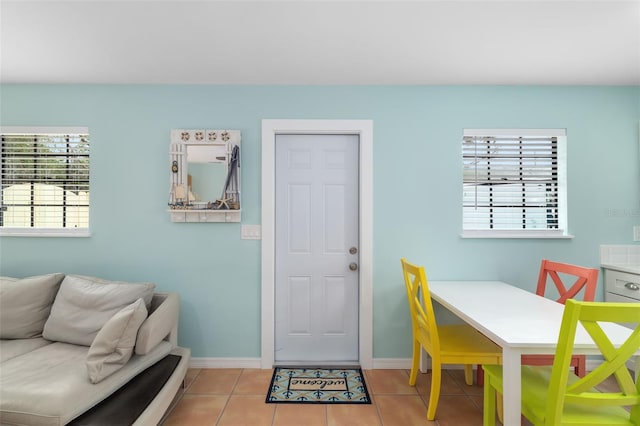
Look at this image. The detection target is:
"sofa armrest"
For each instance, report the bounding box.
[135,292,179,355]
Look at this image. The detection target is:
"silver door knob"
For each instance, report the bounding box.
[349,262,358,271]
[349,247,358,255]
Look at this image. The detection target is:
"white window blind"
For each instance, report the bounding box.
[462,129,568,238]
[1,127,90,236]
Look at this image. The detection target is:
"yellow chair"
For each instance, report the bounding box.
[483,299,640,426]
[401,258,502,420]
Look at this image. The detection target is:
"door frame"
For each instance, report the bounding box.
[261,119,373,369]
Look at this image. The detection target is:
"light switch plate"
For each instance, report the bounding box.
[241,225,262,240]
[634,226,640,242]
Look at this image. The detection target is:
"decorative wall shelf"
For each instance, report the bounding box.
[167,209,241,223]
[167,129,241,223]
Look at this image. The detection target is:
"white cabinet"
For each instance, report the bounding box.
[601,245,640,304]
[604,267,640,333]
[603,267,640,376]
[604,268,640,304]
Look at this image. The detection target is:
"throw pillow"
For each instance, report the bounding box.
[0,273,65,339]
[86,298,148,384]
[43,275,155,346]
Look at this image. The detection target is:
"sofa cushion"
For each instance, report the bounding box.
[43,275,155,346]
[136,292,180,355]
[0,273,65,339]
[0,338,52,363]
[86,298,148,383]
[0,341,173,426]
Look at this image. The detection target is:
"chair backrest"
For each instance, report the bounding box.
[401,258,440,355]
[545,300,640,424]
[536,259,599,304]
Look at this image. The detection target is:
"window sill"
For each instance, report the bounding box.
[0,228,91,237]
[460,230,574,239]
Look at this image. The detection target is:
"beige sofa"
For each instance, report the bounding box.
[0,273,190,426]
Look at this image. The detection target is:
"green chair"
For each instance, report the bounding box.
[483,299,640,426]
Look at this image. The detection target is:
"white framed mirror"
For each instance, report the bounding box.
[168,129,241,223]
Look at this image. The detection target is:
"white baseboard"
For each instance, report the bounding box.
[371,358,412,369]
[189,357,636,374]
[190,357,414,369]
[190,357,262,369]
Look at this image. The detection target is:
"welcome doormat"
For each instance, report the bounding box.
[266,367,371,404]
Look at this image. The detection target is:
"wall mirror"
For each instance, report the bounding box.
[168,129,241,223]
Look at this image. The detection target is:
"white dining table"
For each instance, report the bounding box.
[428,280,636,426]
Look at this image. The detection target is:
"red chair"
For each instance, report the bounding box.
[477,259,599,385]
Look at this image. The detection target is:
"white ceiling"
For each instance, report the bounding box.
[1,0,639,85]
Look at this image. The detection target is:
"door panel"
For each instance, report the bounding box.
[288,184,311,252]
[288,276,312,334]
[275,134,359,363]
[323,276,347,333]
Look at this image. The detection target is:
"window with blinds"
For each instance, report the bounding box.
[1,127,90,236]
[462,129,568,238]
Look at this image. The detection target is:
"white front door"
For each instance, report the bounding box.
[274,133,360,364]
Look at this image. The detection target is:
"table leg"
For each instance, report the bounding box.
[501,348,521,426]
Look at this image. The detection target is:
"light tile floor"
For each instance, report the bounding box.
[160,368,518,426]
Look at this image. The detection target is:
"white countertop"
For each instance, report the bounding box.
[600,245,640,275]
[600,263,640,275]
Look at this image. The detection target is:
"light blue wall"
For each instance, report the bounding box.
[1,85,639,359]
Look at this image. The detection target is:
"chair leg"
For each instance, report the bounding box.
[409,340,420,386]
[575,355,586,377]
[497,393,504,424]
[464,364,473,385]
[426,360,442,421]
[477,364,484,386]
[483,375,496,426]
